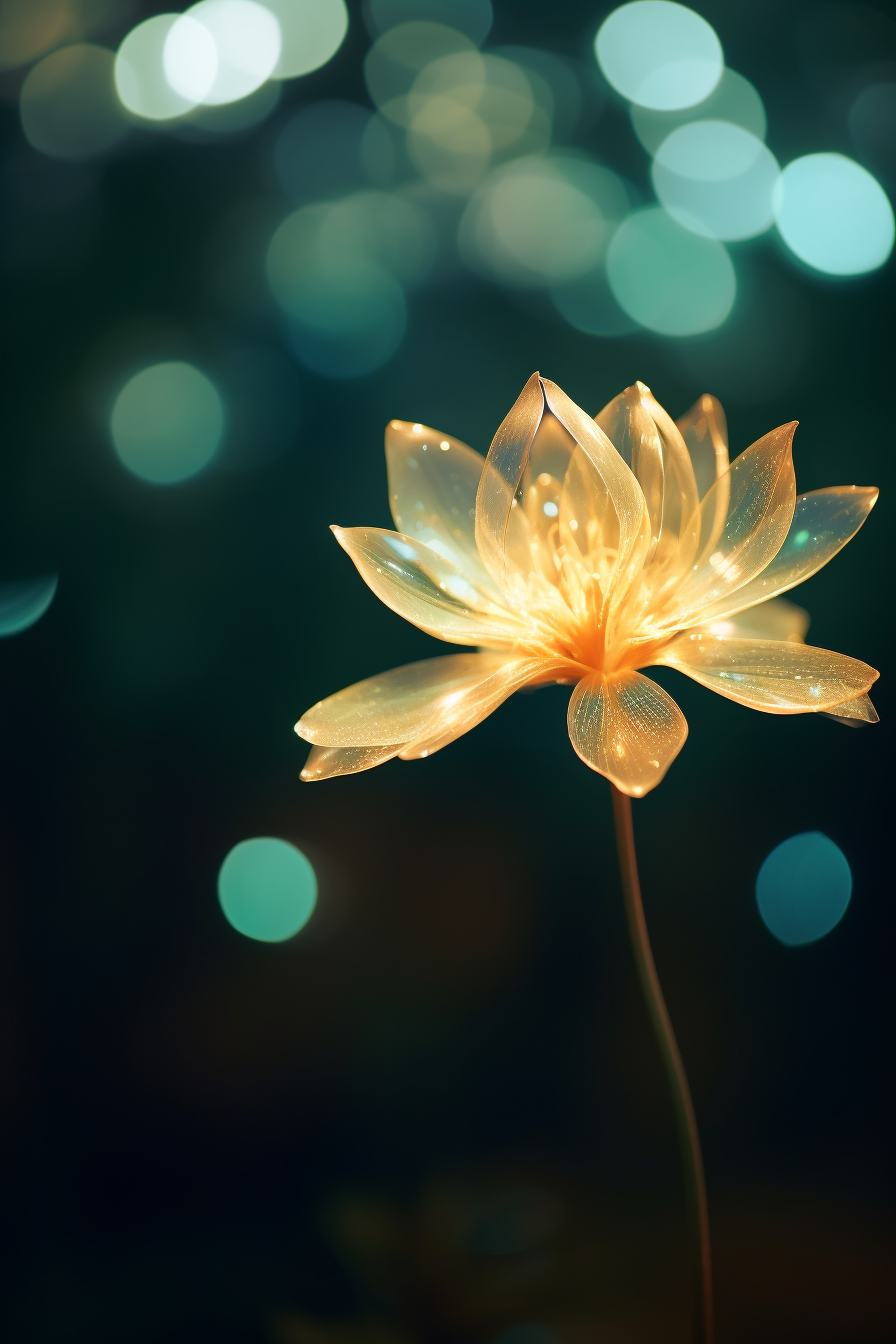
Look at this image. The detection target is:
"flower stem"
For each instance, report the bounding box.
[610,784,713,1344]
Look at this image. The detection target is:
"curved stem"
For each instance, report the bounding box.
[610,785,713,1344]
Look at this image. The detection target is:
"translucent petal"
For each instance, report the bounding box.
[657,633,878,713]
[545,379,650,610]
[595,382,700,616]
[696,596,810,643]
[567,669,688,797]
[675,393,730,559]
[675,394,729,500]
[636,382,701,575]
[595,384,665,555]
[657,422,797,629]
[297,652,518,745]
[822,693,879,725]
[692,486,878,625]
[475,371,545,586]
[385,419,497,590]
[398,654,557,759]
[509,411,580,587]
[333,526,523,647]
[301,743,402,781]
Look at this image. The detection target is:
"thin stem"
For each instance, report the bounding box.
[610,784,713,1344]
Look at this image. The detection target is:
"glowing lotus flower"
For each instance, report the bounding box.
[297,376,878,796]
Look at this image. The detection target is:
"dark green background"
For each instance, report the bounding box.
[1,2,892,1340]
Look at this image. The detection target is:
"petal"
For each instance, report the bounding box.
[301,743,402,781]
[398,654,556,758]
[634,382,701,574]
[296,652,516,746]
[657,633,878,713]
[385,419,497,590]
[333,526,523,647]
[512,410,580,587]
[475,371,546,586]
[474,374,650,614]
[595,384,666,555]
[691,486,878,626]
[656,422,797,629]
[675,393,729,501]
[822,694,879,725]
[595,383,701,621]
[567,669,688,797]
[543,380,650,611]
[675,392,730,562]
[696,596,810,643]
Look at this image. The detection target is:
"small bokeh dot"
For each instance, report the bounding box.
[755,832,852,947]
[218,837,318,942]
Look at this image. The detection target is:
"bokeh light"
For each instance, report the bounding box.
[606,206,735,335]
[321,191,436,283]
[364,20,475,125]
[186,75,281,134]
[551,265,638,337]
[263,0,348,78]
[756,832,852,947]
[282,257,407,378]
[116,15,200,122]
[595,1,723,111]
[268,191,434,376]
[631,67,765,156]
[274,100,396,202]
[774,153,895,276]
[110,362,225,484]
[652,121,779,241]
[406,50,545,195]
[460,156,628,288]
[496,45,583,142]
[20,43,129,160]
[0,0,74,70]
[366,0,493,45]
[0,575,58,637]
[848,84,896,183]
[218,837,317,942]
[176,0,281,106]
[162,14,218,106]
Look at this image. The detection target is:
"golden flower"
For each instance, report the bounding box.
[297,375,878,796]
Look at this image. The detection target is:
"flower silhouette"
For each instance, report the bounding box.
[297,376,878,796]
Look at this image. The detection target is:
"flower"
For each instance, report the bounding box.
[296,376,878,796]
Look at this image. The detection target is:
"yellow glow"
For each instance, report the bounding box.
[296,378,878,795]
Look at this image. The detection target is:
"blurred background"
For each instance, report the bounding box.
[0,1,893,1340]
